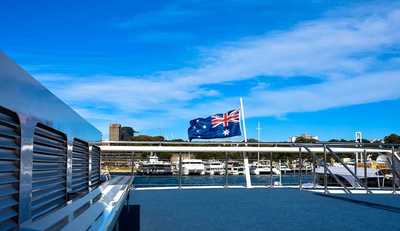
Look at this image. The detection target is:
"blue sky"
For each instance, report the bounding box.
[2,0,400,141]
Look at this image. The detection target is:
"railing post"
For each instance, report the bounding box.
[243,156,252,188]
[326,146,370,193]
[303,146,351,195]
[299,147,302,190]
[279,159,282,186]
[363,150,368,193]
[354,152,358,189]
[179,153,182,189]
[392,146,396,195]
[323,144,328,194]
[224,152,228,188]
[130,152,134,176]
[270,152,273,187]
[312,151,316,189]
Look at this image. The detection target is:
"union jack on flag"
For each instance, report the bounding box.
[188,109,242,141]
[211,109,240,128]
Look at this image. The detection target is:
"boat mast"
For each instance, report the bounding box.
[256,121,262,163]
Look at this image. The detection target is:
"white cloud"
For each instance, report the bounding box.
[34,2,400,137]
[247,71,400,116]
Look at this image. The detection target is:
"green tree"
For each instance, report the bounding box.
[131,135,165,141]
[120,126,135,141]
[295,136,318,143]
[384,133,400,144]
[246,138,259,143]
[328,139,351,142]
[167,139,186,142]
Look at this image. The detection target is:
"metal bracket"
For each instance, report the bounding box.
[325,146,371,194]
[303,146,352,195]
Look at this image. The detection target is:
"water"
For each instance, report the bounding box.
[133,174,313,187]
[129,188,400,231]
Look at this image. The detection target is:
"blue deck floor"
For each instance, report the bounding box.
[129,188,400,231]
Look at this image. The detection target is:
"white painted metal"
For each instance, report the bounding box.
[240,97,252,188]
[239,97,247,142]
[133,186,399,195]
[20,176,133,231]
[100,145,391,153]
[256,121,261,162]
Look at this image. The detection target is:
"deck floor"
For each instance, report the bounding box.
[129,188,400,231]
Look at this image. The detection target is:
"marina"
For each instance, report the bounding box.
[1,51,400,230]
[2,1,400,230]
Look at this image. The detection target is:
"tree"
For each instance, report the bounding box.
[384,133,400,144]
[328,139,351,143]
[167,139,186,142]
[131,135,165,141]
[246,138,259,143]
[361,138,370,143]
[120,126,135,141]
[295,136,318,143]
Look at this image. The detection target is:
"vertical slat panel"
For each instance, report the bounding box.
[71,139,89,194]
[0,107,20,231]
[90,146,101,188]
[31,124,67,220]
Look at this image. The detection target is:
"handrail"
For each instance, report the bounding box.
[20,176,133,231]
[386,146,400,194]
[98,141,400,148]
[325,146,371,194]
[100,145,391,154]
[302,146,352,195]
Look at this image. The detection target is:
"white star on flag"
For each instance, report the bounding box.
[223,129,230,136]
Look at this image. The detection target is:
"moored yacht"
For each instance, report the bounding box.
[181,159,206,175]
[251,160,280,175]
[315,165,391,187]
[137,155,172,175]
[227,161,245,175]
[276,163,292,175]
[204,160,225,175]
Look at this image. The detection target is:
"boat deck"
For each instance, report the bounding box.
[21,176,133,231]
[129,188,400,231]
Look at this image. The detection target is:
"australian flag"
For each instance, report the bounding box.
[188,109,241,141]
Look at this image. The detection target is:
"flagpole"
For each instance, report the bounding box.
[240,97,248,142]
[240,97,252,188]
[256,121,261,163]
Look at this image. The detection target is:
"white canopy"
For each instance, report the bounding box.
[100,145,392,154]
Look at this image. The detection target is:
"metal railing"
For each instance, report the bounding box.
[102,143,399,195]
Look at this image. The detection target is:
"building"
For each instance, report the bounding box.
[288,133,319,143]
[109,123,122,141]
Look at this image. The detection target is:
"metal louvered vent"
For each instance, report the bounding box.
[72,139,89,194]
[0,107,20,231]
[90,146,101,189]
[32,124,67,220]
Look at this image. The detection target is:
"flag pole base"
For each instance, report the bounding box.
[244,157,252,188]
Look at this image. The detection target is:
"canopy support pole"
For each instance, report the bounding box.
[240,97,252,188]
